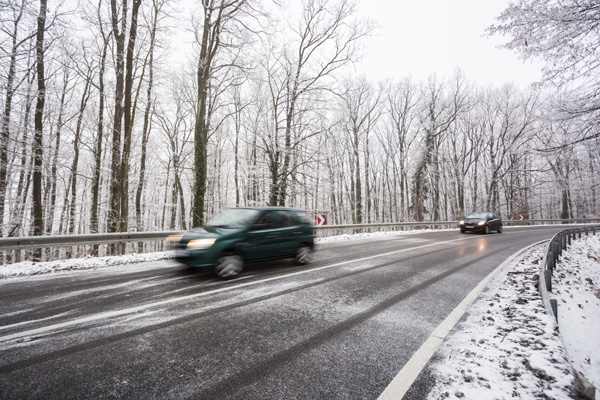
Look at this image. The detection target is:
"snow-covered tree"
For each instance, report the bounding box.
[488,0,600,144]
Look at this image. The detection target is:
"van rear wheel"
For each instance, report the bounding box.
[296,246,313,265]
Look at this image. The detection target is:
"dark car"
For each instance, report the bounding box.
[166,207,315,278]
[459,212,503,234]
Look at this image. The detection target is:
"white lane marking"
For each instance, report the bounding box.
[0,237,468,343]
[376,240,548,400]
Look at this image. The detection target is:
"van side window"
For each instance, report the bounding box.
[294,211,311,225]
[254,211,277,230]
[279,211,296,227]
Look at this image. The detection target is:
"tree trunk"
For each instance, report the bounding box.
[353,127,362,224]
[193,2,214,227]
[47,70,69,235]
[108,0,127,250]
[91,35,109,255]
[31,0,47,261]
[120,0,142,239]
[68,80,91,234]
[0,15,21,234]
[136,43,155,246]
[412,131,433,222]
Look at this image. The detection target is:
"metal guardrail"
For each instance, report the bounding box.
[0,231,171,251]
[1,218,599,263]
[537,225,600,398]
[538,225,600,319]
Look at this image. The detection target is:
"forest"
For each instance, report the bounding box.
[1,0,599,243]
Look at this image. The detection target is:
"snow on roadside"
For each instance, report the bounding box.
[0,251,171,279]
[315,229,433,244]
[553,233,600,399]
[426,233,600,400]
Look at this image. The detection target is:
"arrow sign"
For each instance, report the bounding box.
[317,214,327,226]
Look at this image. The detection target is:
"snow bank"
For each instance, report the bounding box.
[0,251,171,279]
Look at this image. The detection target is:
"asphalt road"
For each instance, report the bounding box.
[0,226,567,400]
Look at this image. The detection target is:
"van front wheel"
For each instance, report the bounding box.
[215,254,243,279]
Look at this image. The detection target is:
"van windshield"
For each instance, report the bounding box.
[205,208,261,229]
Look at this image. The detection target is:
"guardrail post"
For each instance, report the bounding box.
[547,251,555,273]
[545,269,553,292]
[549,299,558,321]
[557,237,563,258]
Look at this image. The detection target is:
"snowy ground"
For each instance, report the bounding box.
[426,233,600,400]
[1,229,598,399]
[0,250,171,279]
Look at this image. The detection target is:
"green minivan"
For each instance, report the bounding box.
[167,207,316,278]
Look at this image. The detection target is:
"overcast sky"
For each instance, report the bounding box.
[355,0,542,86]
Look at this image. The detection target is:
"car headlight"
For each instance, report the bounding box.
[478,221,486,226]
[459,220,464,225]
[187,238,217,250]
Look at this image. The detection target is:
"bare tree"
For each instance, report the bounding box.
[488,0,600,145]
[155,91,193,231]
[0,0,38,235]
[379,78,420,221]
[191,0,253,226]
[107,0,127,240]
[30,0,47,260]
[5,51,36,240]
[335,77,382,224]
[480,84,539,212]
[50,56,75,236]
[261,0,373,207]
[66,55,93,235]
[443,99,482,219]
[119,0,142,237]
[135,0,164,236]
[85,0,112,245]
[412,73,467,221]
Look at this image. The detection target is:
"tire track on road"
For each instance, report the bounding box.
[0,239,469,373]
[192,245,514,399]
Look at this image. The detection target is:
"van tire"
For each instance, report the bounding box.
[215,254,244,279]
[296,245,313,265]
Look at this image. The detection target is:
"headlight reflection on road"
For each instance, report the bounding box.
[478,240,487,252]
